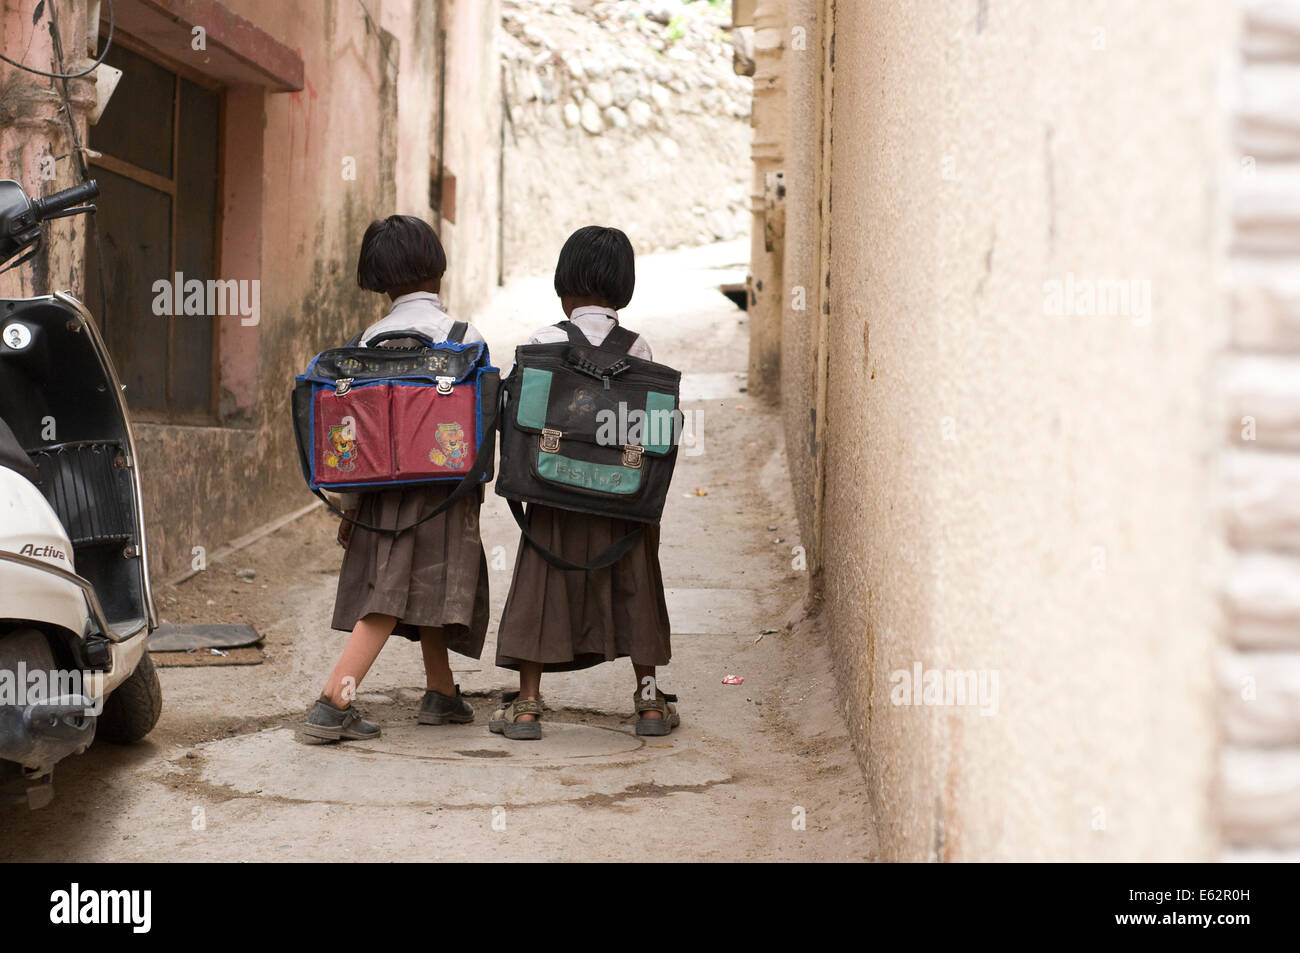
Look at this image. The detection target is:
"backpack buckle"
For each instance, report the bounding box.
[435,376,455,395]
[540,428,562,453]
[335,377,354,396]
[622,445,644,469]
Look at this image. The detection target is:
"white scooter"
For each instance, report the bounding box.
[0,177,161,808]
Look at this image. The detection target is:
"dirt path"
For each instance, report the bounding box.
[0,241,876,862]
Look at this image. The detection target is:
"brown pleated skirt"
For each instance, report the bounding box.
[495,504,672,673]
[331,484,489,661]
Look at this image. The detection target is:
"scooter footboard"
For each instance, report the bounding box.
[28,441,133,545]
[21,438,146,633]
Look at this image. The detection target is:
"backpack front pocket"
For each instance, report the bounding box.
[529,434,647,500]
[391,381,479,478]
[312,382,393,485]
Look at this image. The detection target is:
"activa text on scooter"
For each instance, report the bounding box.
[17,543,66,561]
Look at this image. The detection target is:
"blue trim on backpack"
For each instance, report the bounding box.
[302,338,487,386]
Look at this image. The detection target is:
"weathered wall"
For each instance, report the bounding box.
[441,0,502,311]
[129,0,400,581]
[777,0,819,557]
[745,0,783,402]
[499,0,751,277]
[2,1,502,580]
[0,0,94,301]
[800,0,1234,860]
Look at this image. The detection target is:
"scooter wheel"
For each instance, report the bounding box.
[97,652,162,744]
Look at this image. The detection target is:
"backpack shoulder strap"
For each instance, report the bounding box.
[556,320,639,356]
[599,325,639,356]
[345,329,365,347]
[508,500,647,572]
[556,320,588,346]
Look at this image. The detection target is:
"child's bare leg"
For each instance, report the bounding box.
[419,625,457,696]
[634,663,662,719]
[516,661,543,721]
[320,613,396,707]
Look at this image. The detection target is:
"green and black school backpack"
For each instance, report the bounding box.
[496,320,682,570]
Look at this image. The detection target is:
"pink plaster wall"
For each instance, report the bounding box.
[3,0,503,578]
[0,0,94,300]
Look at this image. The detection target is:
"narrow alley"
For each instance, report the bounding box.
[0,241,876,862]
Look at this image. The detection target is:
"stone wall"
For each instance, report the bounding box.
[1219,0,1300,860]
[500,0,752,278]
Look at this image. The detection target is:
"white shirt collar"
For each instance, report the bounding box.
[569,305,618,324]
[389,291,447,314]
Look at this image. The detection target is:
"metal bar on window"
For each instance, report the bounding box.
[167,73,180,413]
[87,153,177,198]
[210,91,227,421]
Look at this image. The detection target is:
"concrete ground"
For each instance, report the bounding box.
[0,240,877,862]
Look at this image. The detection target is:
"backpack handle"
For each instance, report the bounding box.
[364,330,438,349]
[348,321,469,349]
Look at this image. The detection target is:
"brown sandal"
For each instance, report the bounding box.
[489,693,543,740]
[634,689,680,737]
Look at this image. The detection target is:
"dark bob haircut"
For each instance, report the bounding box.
[356,215,447,293]
[553,225,635,310]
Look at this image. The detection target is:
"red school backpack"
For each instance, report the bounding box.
[291,322,499,535]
